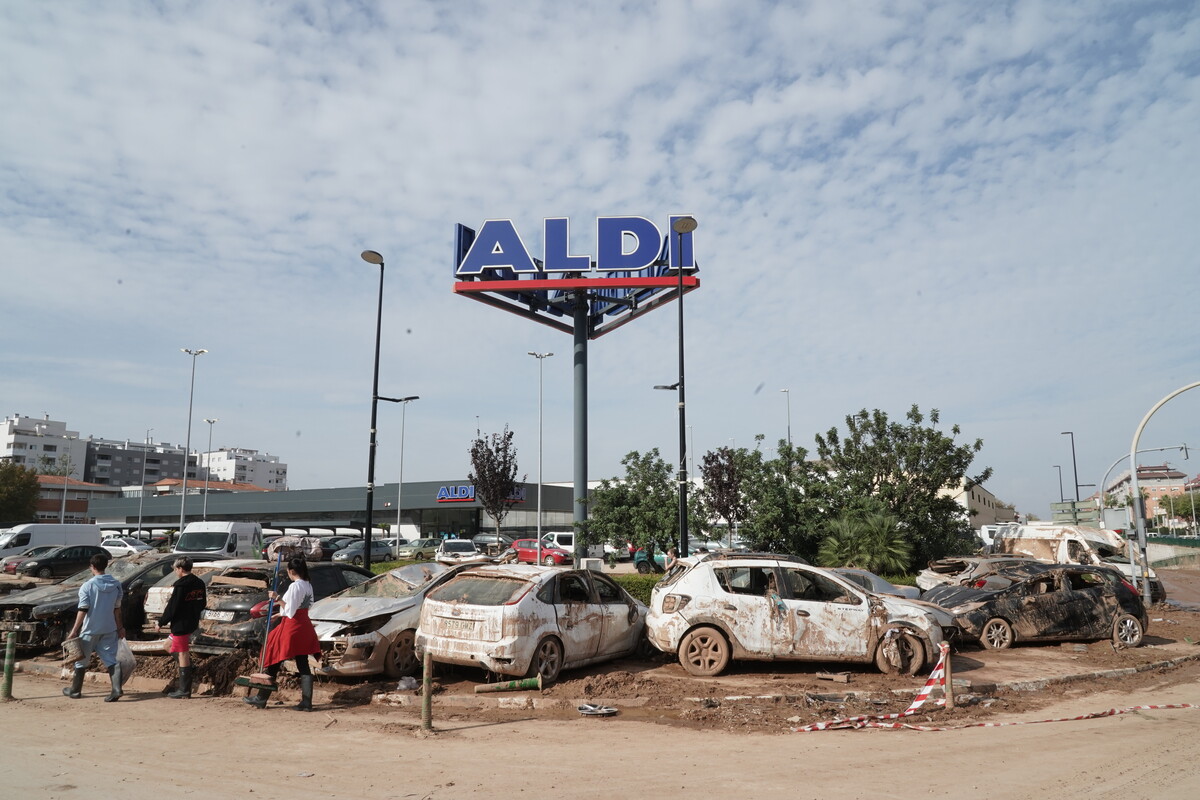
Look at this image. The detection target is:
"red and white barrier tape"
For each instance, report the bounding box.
[794,641,1198,732]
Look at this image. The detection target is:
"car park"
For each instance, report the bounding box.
[311,562,472,679]
[101,536,156,557]
[332,540,396,566]
[646,553,947,677]
[833,567,921,599]
[923,563,1148,650]
[417,564,648,682]
[16,544,109,579]
[509,538,572,566]
[395,539,440,560]
[190,561,373,654]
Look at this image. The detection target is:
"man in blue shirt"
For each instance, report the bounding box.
[63,552,126,701]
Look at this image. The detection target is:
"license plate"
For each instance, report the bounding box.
[441,618,475,633]
[203,610,235,622]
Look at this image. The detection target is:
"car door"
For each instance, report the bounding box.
[1054,570,1112,639]
[776,567,872,659]
[706,565,780,657]
[54,547,82,575]
[550,571,600,666]
[588,572,641,657]
[1004,574,1066,641]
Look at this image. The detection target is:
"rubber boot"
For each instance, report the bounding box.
[168,666,193,699]
[294,675,313,712]
[104,663,123,702]
[243,687,272,708]
[62,666,85,699]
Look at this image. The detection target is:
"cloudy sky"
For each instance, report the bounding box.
[3,1,1198,520]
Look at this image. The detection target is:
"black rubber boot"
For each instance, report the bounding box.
[104,663,123,702]
[294,675,313,711]
[62,666,85,699]
[168,666,193,699]
[243,688,271,708]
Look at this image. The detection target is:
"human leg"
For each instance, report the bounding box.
[168,635,194,699]
[294,656,313,712]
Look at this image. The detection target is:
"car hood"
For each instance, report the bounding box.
[309,596,416,624]
[0,584,77,607]
[923,585,996,608]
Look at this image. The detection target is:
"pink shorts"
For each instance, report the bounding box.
[168,633,192,654]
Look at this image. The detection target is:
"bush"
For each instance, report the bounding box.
[611,574,663,605]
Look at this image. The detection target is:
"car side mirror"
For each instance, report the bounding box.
[129,579,144,593]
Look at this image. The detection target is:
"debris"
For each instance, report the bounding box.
[816,671,851,683]
[474,675,542,694]
[577,704,617,717]
[396,676,419,691]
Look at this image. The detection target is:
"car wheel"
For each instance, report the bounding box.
[527,636,563,683]
[543,555,556,566]
[352,556,363,566]
[383,630,419,678]
[1112,614,1144,648]
[980,617,1014,650]
[678,626,730,677]
[37,567,53,579]
[636,561,652,574]
[874,630,926,675]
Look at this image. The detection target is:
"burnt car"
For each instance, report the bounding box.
[190,561,372,655]
[0,552,209,650]
[923,564,1147,649]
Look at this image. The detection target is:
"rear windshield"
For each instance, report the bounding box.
[442,541,476,553]
[340,563,447,598]
[428,575,529,606]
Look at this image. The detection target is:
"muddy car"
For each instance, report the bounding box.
[0,552,201,650]
[416,564,648,682]
[311,562,472,679]
[833,567,921,599]
[915,554,1041,592]
[924,564,1148,650]
[190,561,372,655]
[140,559,264,635]
[647,553,948,677]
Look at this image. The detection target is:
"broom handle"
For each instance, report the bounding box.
[257,550,284,673]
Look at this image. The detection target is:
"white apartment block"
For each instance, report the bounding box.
[2,414,88,480]
[939,478,1018,529]
[200,447,288,489]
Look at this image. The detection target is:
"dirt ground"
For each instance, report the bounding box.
[3,570,1200,798]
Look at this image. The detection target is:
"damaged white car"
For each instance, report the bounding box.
[416,564,648,682]
[310,562,468,679]
[647,553,949,677]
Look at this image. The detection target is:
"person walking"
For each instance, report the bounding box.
[63,552,125,702]
[159,556,207,699]
[244,556,320,711]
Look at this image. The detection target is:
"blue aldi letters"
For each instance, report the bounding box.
[456,216,695,276]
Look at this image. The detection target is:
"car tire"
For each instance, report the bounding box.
[383,630,419,678]
[527,636,563,683]
[352,556,363,566]
[37,567,53,579]
[874,630,926,675]
[1112,614,1144,648]
[980,617,1014,650]
[636,561,652,574]
[678,626,730,677]
[543,555,556,566]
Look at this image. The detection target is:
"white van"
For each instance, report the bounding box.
[540,531,607,559]
[0,523,102,560]
[173,521,264,559]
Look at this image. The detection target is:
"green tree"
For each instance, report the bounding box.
[816,502,911,575]
[736,437,834,561]
[698,446,750,548]
[814,405,991,569]
[583,449,702,557]
[0,462,40,524]
[467,426,525,549]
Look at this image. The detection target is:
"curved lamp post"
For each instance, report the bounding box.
[202,418,218,519]
[359,249,387,565]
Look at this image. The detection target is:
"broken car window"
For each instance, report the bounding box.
[427,575,529,606]
[715,566,773,596]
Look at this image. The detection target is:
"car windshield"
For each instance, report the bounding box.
[108,558,161,581]
[442,541,476,553]
[175,532,228,552]
[339,562,448,598]
[428,575,529,605]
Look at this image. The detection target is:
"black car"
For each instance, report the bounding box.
[16,545,108,579]
[471,532,515,554]
[924,564,1147,650]
[0,552,218,650]
[191,561,373,655]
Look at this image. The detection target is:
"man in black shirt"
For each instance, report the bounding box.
[159,556,207,699]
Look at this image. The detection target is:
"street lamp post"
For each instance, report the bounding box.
[202,418,218,520]
[1053,465,1064,503]
[382,396,420,537]
[137,428,152,536]
[529,352,554,564]
[359,250,389,566]
[1061,431,1081,503]
[670,216,697,557]
[179,348,208,536]
[780,388,791,448]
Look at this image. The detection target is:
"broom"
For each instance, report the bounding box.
[238,550,283,691]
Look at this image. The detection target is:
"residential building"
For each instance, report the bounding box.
[85,437,188,486]
[35,475,122,523]
[1105,464,1190,526]
[1,414,88,480]
[199,447,288,490]
[939,478,1019,529]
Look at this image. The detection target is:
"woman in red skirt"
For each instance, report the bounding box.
[245,556,320,711]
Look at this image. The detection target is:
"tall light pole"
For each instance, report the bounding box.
[528,352,553,564]
[179,348,207,536]
[1061,431,1081,503]
[137,428,153,536]
[780,388,792,448]
[1053,465,1064,503]
[671,216,697,556]
[202,418,218,520]
[380,396,420,537]
[359,250,388,565]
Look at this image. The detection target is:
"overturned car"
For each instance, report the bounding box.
[923,564,1147,649]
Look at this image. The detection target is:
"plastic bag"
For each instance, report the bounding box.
[116,638,135,687]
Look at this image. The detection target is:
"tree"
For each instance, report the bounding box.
[467,426,525,550]
[736,437,834,561]
[0,462,40,524]
[698,447,750,548]
[583,449,701,557]
[814,405,991,569]
[816,501,911,575]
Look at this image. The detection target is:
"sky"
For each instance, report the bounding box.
[2,1,1198,521]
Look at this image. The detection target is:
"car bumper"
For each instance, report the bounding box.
[415,630,529,677]
[316,632,388,677]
